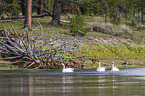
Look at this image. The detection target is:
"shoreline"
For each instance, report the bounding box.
[0,60,145,70]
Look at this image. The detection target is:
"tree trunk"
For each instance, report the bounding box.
[48,0,50,9]
[125,0,128,20]
[13,0,16,3]
[133,6,136,19]
[21,0,26,15]
[141,8,143,22]
[137,8,139,25]
[105,11,107,23]
[115,1,118,21]
[37,0,43,15]
[51,0,61,26]
[0,0,4,19]
[24,0,32,30]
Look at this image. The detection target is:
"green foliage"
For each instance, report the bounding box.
[69,13,90,36]
[87,18,114,34]
[131,19,135,26]
[110,13,121,23]
[107,0,121,23]
[87,17,133,36]
[82,41,145,60]
[82,0,102,15]
[5,3,21,16]
[115,24,133,35]
[4,0,14,3]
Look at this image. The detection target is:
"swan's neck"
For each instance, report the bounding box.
[112,64,114,68]
[99,63,101,68]
[63,65,65,69]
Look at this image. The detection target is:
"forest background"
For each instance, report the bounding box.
[0,0,145,70]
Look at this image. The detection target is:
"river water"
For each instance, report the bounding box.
[0,68,145,96]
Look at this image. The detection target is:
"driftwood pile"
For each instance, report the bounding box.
[0,24,87,69]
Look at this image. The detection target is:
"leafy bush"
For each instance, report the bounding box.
[87,17,114,34]
[137,24,145,30]
[103,22,114,34]
[92,22,114,34]
[115,24,132,36]
[93,17,104,23]
[5,3,21,16]
[69,13,90,36]
[109,12,121,23]
[87,18,133,36]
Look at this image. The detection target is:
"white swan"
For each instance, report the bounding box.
[62,63,74,73]
[97,62,106,72]
[111,61,119,71]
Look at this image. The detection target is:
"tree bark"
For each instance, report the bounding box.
[105,11,107,23]
[5,14,46,19]
[48,0,51,10]
[21,0,26,15]
[102,0,109,23]
[24,0,32,30]
[137,8,139,25]
[13,0,16,3]
[37,0,43,15]
[141,8,143,22]
[133,6,136,19]
[125,0,128,20]
[51,0,61,26]
[0,0,4,19]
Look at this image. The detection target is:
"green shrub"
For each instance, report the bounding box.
[110,12,121,23]
[87,17,133,36]
[137,24,145,30]
[92,22,114,34]
[5,4,20,16]
[87,17,114,34]
[93,17,104,23]
[115,24,133,36]
[69,13,90,36]
[86,17,104,31]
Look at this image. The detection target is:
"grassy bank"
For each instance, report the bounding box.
[0,15,145,70]
[0,59,145,70]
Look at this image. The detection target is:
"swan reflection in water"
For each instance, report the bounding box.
[62,75,74,93]
[1,68,145,96]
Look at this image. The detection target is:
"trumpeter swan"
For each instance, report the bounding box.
[62,63,74,73]
[111,61,119,71]
[97,62,106,72]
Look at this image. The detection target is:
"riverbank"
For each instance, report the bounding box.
[0,16,145,70]
[0,59,145,70]
[83,59,145,70]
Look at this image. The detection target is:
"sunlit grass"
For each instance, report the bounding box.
[0,15,145,69]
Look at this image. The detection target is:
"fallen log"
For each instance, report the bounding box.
[0,25,87,69]
[0,61,12,64]
[3,14,49,20]
[0,20,12,22]
[60,20,70,23]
